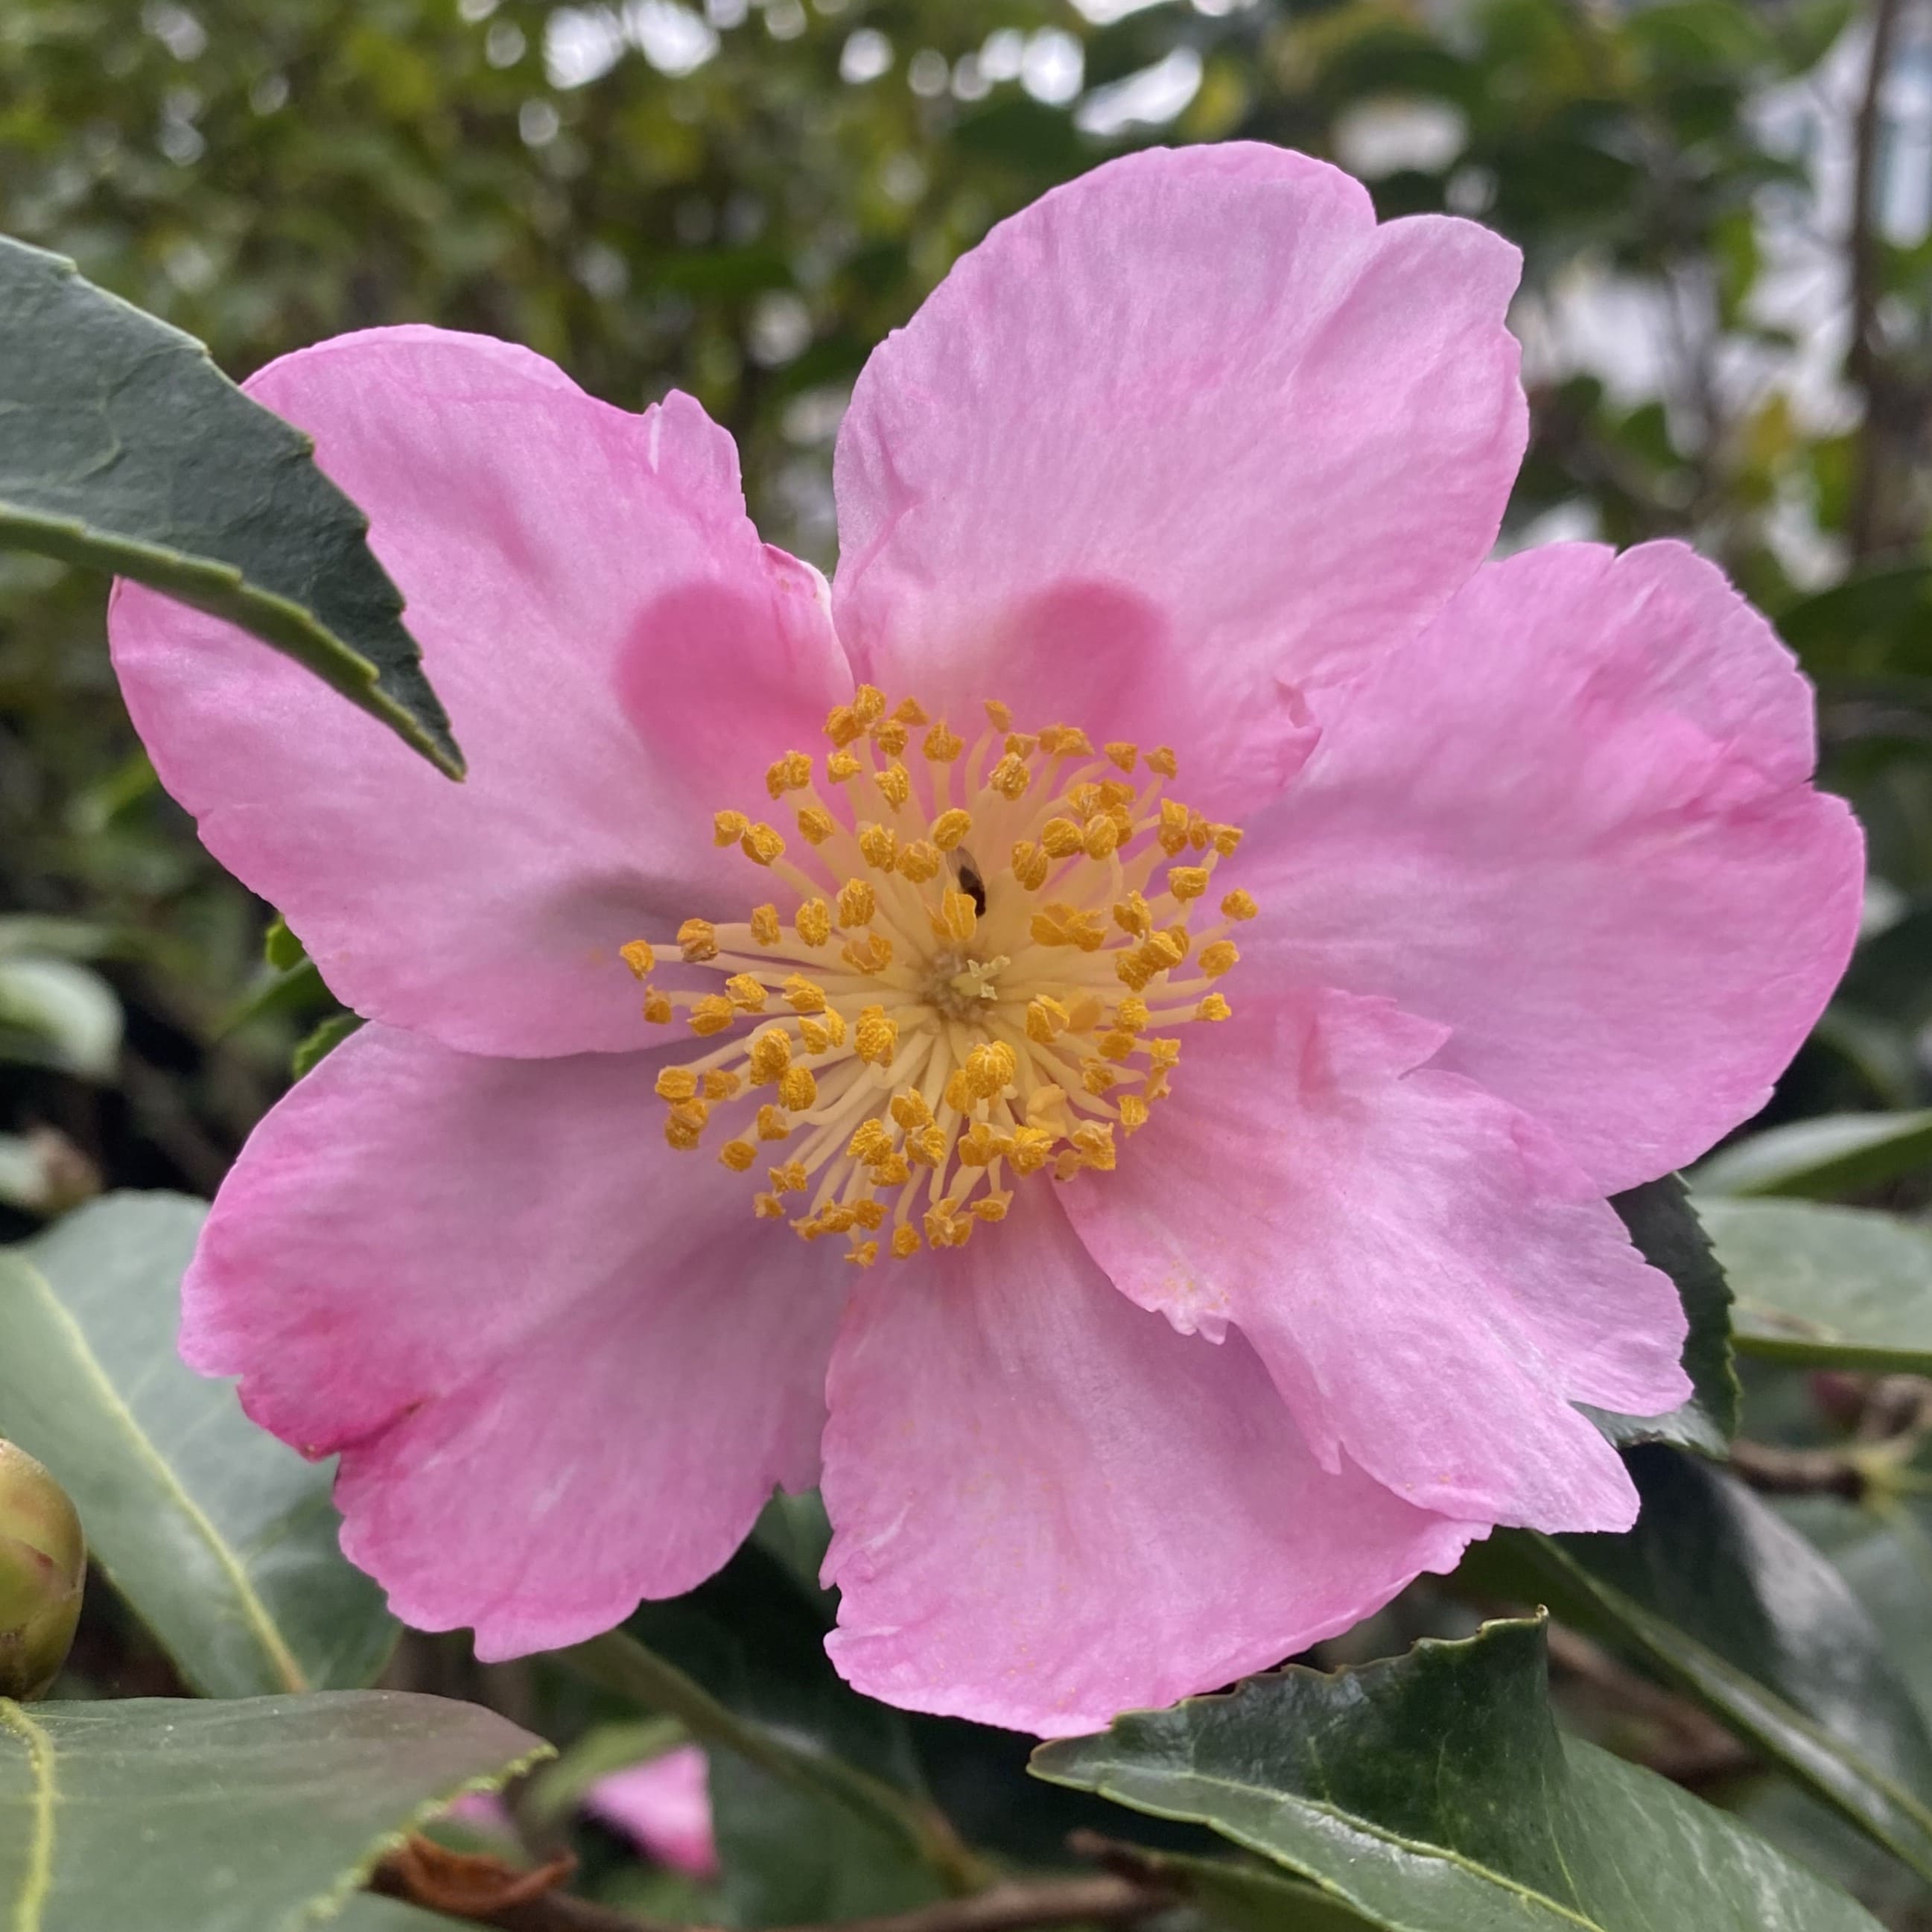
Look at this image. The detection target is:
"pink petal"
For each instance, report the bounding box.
[1236,541,1864,1191]
[832,144,1525,814]
[820,1189,1478,1737]
[109,326,851,1058]
[585,1747,719,1879]
[1064,988,1688,1534]
[182,1024,848,1656]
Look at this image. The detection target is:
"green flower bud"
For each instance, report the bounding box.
[0,1442,85,1701]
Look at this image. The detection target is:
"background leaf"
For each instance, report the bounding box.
[1702,1198,1932,1372]
[1033,1618,1883,1930]
[0,1191,397,1696]
[0,1691,546,1932]
[0,235,461,775]
[1691,1112,1932,1199]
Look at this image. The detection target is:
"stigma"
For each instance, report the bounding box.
[619,687,1253,1265]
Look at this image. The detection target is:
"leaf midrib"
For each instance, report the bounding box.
[9,1257,308,1694]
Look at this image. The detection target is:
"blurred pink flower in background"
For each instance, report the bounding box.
[582,1747,719,1881]
[109,143,1862,1735]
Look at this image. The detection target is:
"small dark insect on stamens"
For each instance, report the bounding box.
[954,848,988,918]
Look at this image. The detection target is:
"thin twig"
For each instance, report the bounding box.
[1849,0,1906,558]
[1725,1437,1872,1499]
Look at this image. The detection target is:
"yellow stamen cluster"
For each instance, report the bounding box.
[619,688,1252,1265]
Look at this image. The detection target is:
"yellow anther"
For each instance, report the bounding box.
[1099,1029,1138,1062]
[1196,993,1232,1022]
[931,808,973,851]
[778,1066,819,1111]
[1004,1125,1055,1175]
[908,1122,947,1166]
[769,1160,809,1193]
[847,1119,894,1163]
[1031,903,1108,952]
[973,1196,1009,1223]
[848,1240,881,1268]
[1083,815,1121,860]
[924,722,965,763]
[754,1192,787,1219]
[1040,817,1084,859]
[756,1105,792,1141]
[858,823,898,871]
[619,939,656,979]
[890,1088,933,1131]
[1200,940,1239,978]
[1119,1095,1151,1132]
[1004,731,1040,757]
[988,752,1031,799]
[1221,889,1258,921]
[855,1006,899,1066]
[870,1152,912,1186]
[795,899,832,947]
[985,699,1013,731]
[1187,810,1213,852]
[966,1040,1017,1098]
[854,684,889,725]
[836,878,876,928]
[897,839,942,883]
[841,932,894,974]
[1145,746,1178,778]
[1067,782,1102,817]
[827,749,862,782]
[874,719,910,757]
[958,1121,1005,1166]
[934,888,978,944]
[1167,865,1210,903]
[1105,741,1139,772]
[943,1068,973,1114]
[894,697,929,726]
[642,987,673,1024]
[725,973,768,1011]
[875,761,912,810]
[748,1027,793,1084]
[1071,1121,1117,1171]
[741,822,786,867]
[1040,725,1093,758]
[704,1069,743,1100]
[655,1067,699,1102]
[1148,1038,1182,1070]
[891,1224,922,1258]
[798,1008,845,1052]
[1157,800,1191,854]
[1025,1084,1068,1128]
[1113,891,1152,936]
[1011,841,1051,890]
[783,974,828,1014]
[1208,822,1244,857]
[1026,995,1070,1043]
[766,751,814,798]
[795,804,836,845]
[719,1140,757,1172]
[1081,1061,1119,1096]
[1145,930,1186,968]
[1166,922,1192,960]
[689,995,735,1036]
[664,1100,710,1151]
[678,918,719,963]
[749,903,782,946]
[855,1199,887,1230]
[824,704,866,746]
[714,809,751,847]
[1115,997,1149,1030]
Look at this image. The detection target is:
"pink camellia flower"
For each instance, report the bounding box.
[582,1747,719,1881]
[108,144,1861,1736]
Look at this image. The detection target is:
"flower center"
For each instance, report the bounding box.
[619,687,1255,1265]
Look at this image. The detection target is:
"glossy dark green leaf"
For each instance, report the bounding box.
[1032,1618,1881,1930]
[1692,1110,1932,1199]
[0,1192,397,1696]
[1586,1175,1738,1452]
[1700,1198,1932,1372]
[0,235,461,776]
[0,1691,547,1932]
[1479,1447,1932,1884]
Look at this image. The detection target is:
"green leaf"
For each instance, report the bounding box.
[0,956,121,1080]
[1691,1110,1932,1199]
[1032,1618,1882,1930]
[1586,1175,1738,1452]
[0,1691,547,1932]
[0,1192,398,1696]
[321,1901,457,1932]
[0,235,462,778]
[1474,1448,1932,1884]
[1700,1198,1932,1372]
[293,1011,365,1079]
